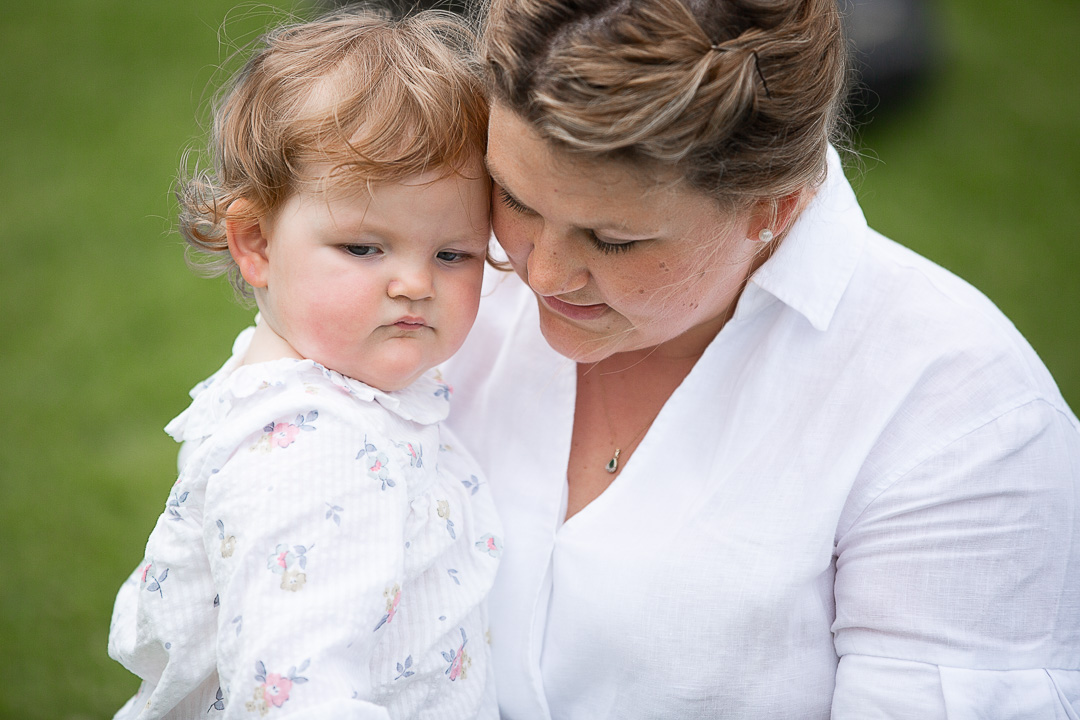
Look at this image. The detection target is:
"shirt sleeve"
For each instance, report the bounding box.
[205,398,409,718]
[831,399,1080,718]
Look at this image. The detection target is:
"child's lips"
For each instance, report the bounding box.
[392,316,428,330]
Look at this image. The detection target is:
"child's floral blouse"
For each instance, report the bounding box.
[108,327,502,719]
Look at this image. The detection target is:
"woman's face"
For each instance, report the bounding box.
[486,103,772,363]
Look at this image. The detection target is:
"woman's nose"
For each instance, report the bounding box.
[525,229,588,297]
[387,263,434,301]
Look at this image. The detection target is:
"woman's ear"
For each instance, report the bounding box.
[748,191,805,242]
[226,198,270,289]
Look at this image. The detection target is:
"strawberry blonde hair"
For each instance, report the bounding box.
[178,6,489,296]
[483,0,847,208]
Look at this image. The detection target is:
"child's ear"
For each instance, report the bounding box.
[225,198,270,289]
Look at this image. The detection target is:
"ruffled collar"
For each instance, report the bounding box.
[165,326,453,442]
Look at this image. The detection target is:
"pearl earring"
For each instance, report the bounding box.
[757,228,774,243]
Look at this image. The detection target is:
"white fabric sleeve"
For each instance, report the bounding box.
[205,401,406,718]
[832,399,1080,718]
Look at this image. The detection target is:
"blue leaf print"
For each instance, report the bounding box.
[208,686,225,712]
[395,655,416,680]
[255,660,266,682]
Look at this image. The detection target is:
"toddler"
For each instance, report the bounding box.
[107,8,501,719]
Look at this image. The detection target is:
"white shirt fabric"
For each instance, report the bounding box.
[109,327,502,719]
[441,149,1080,719]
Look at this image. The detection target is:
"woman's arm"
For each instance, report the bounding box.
[832,398,1080,718]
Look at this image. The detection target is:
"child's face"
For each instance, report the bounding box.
[255,163,491,391]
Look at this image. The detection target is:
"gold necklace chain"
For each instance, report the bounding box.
[596,374,657,474]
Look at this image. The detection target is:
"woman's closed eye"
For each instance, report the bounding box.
[498,185,637,255]
[496,187,532,214]
[588,233,635,255]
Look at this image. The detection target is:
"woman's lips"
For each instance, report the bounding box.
[540,294,609,321]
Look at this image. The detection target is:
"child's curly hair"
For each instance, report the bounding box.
[178,6,489,297]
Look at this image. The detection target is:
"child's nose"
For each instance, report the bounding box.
[387,264,434,301]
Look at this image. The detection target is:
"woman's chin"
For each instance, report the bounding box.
[536,306,626,364]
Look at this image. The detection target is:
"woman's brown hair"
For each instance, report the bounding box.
[179,6,489,297]
[483,0,847,206]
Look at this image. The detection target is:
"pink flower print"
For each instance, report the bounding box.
[357,436,394,490]
[394,440,423,468]
[270,422,300,448]
[443,627,471,681]
[256,411,318,452]
[475,533,502,558]
[374,584,401,631]
[267,543,311,591]
[249,659,309,714]
[140,562,152,583]
[263,673,293,708]
[449,652,465,681]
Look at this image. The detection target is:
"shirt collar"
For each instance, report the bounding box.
[736,146,868,331]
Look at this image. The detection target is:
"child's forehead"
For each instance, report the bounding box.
[297,155,487,195]
[290,162,489,231]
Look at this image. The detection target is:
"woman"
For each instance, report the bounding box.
[443,0,1080,716]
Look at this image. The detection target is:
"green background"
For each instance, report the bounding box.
[1,1,1077,717]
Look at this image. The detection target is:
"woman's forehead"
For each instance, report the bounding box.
[487,104,697,223]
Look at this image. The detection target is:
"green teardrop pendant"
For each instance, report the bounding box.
[605,448,621,474]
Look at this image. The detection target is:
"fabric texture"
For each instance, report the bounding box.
[441,148,1080,719]
[109,327,501,719]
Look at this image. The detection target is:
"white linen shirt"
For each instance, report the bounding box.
[441,149,1080,719]
[109,327,501,719]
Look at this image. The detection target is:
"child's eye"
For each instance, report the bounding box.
[436,250,472,263]
[343,244,379,257]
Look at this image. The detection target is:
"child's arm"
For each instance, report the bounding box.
[204,398,412,717]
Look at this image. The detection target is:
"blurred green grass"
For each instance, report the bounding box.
[0,1,1076,718]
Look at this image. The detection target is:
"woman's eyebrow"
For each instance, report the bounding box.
[484,159,515,195]
[485,162,535,210]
